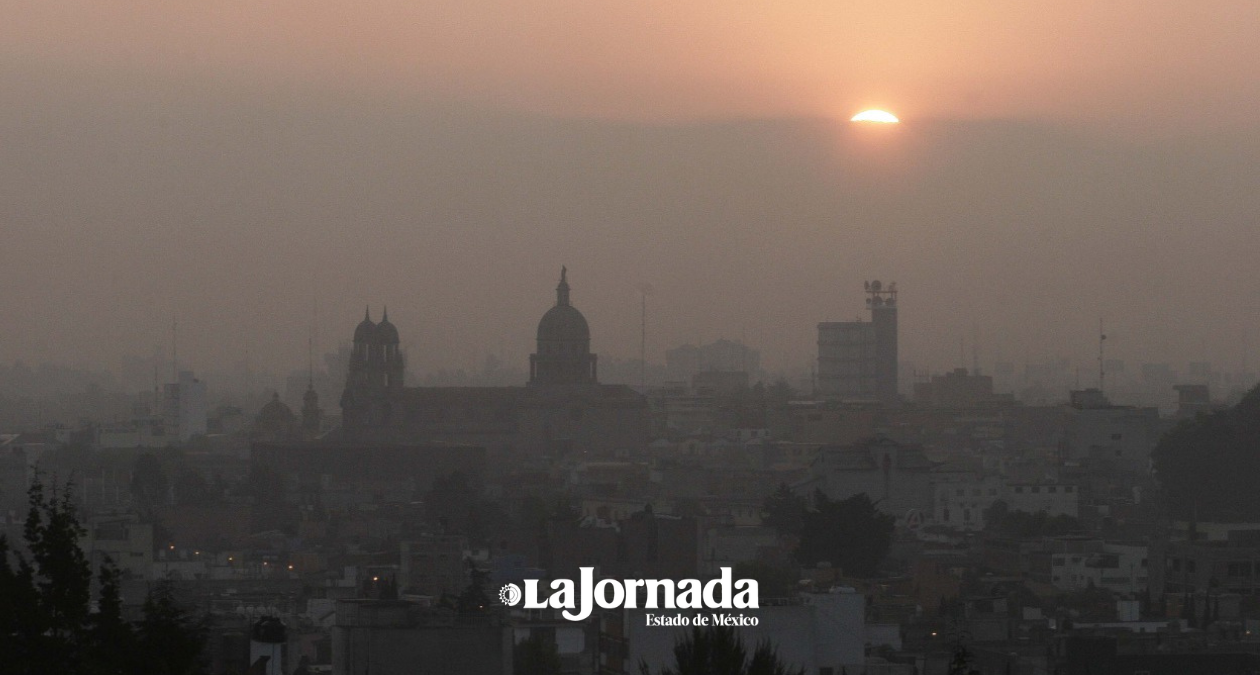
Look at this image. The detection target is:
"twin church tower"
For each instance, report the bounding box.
[340,268,598,428]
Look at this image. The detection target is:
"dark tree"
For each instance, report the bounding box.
[514,632,563,675]
[23,478,93,671]
[88,559,140,674]
[733,561,799,599]
[762,484,807,536]
[136,579,209,675]
[639,626,804,675]
[947,643,979,675]
[795,491,894,577]
[0,477,208,675]
[457,561,492,615]
[1152,384,1260,521]
[983,502,1083,538]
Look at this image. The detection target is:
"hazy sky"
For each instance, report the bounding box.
[3,0,1260,382]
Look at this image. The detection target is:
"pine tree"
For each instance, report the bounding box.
[0,477,208,674]
[87,558,139,675]
[514,633,563,675]
[136,579,209,675]
[639,626,804,675]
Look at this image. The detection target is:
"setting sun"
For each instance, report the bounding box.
[851,110,900,123]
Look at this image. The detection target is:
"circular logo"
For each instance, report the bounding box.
[499,583,522,606]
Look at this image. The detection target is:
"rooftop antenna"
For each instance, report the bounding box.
[741,325,748,373]
[1099,318,1107,393]
[311,296,321,386]
[313,296,320,377]
[171,316,178,383]
[637,283,654,388]
[972,321,980,376]
[153,348,160,406]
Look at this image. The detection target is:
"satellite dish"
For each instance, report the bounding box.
[885,297,896,306]
[871,297,884,307]
[864,281,871,291]
[870,280,882,292]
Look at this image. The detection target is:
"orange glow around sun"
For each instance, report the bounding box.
[851,110,900,123]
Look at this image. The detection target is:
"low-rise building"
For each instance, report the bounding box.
[1051,541,1148,594]
[605,589,866,675]
[82,515,153,579]
[332,600,512,675]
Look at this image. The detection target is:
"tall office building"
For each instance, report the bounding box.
[817,280,899,404]
[161,370,208,441]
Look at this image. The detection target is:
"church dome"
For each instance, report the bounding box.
[536,267,589,343]
[537,304,590,342]
[376,308,400,344]
[257,393,295,424]
[354,306,377,343]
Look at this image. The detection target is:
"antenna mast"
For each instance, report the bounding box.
[972,321,980,375]
[637,283,654,389]
[1098,318,1107,393]
[171,316,178,383]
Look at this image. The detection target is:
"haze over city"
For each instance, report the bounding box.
[3,0,1260,382]
[10,2,1260,675]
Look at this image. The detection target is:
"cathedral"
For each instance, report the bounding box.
[334,268,647,461]
[252,269,647,499]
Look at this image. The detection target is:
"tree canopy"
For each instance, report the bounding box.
[0,476,208,675]
[794,490,894,578]
[982,501,1083,538]
[761,484,807,537]
[514,632,563,675]
[639,626,804,675]
[1151,384,1260,521]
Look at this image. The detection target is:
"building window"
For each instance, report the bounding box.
[1032,486,1041,494]
[943,509,950,522]
[1048,486,1057,493]
[1015,487,1024,494]
[1065,486,1075,493]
